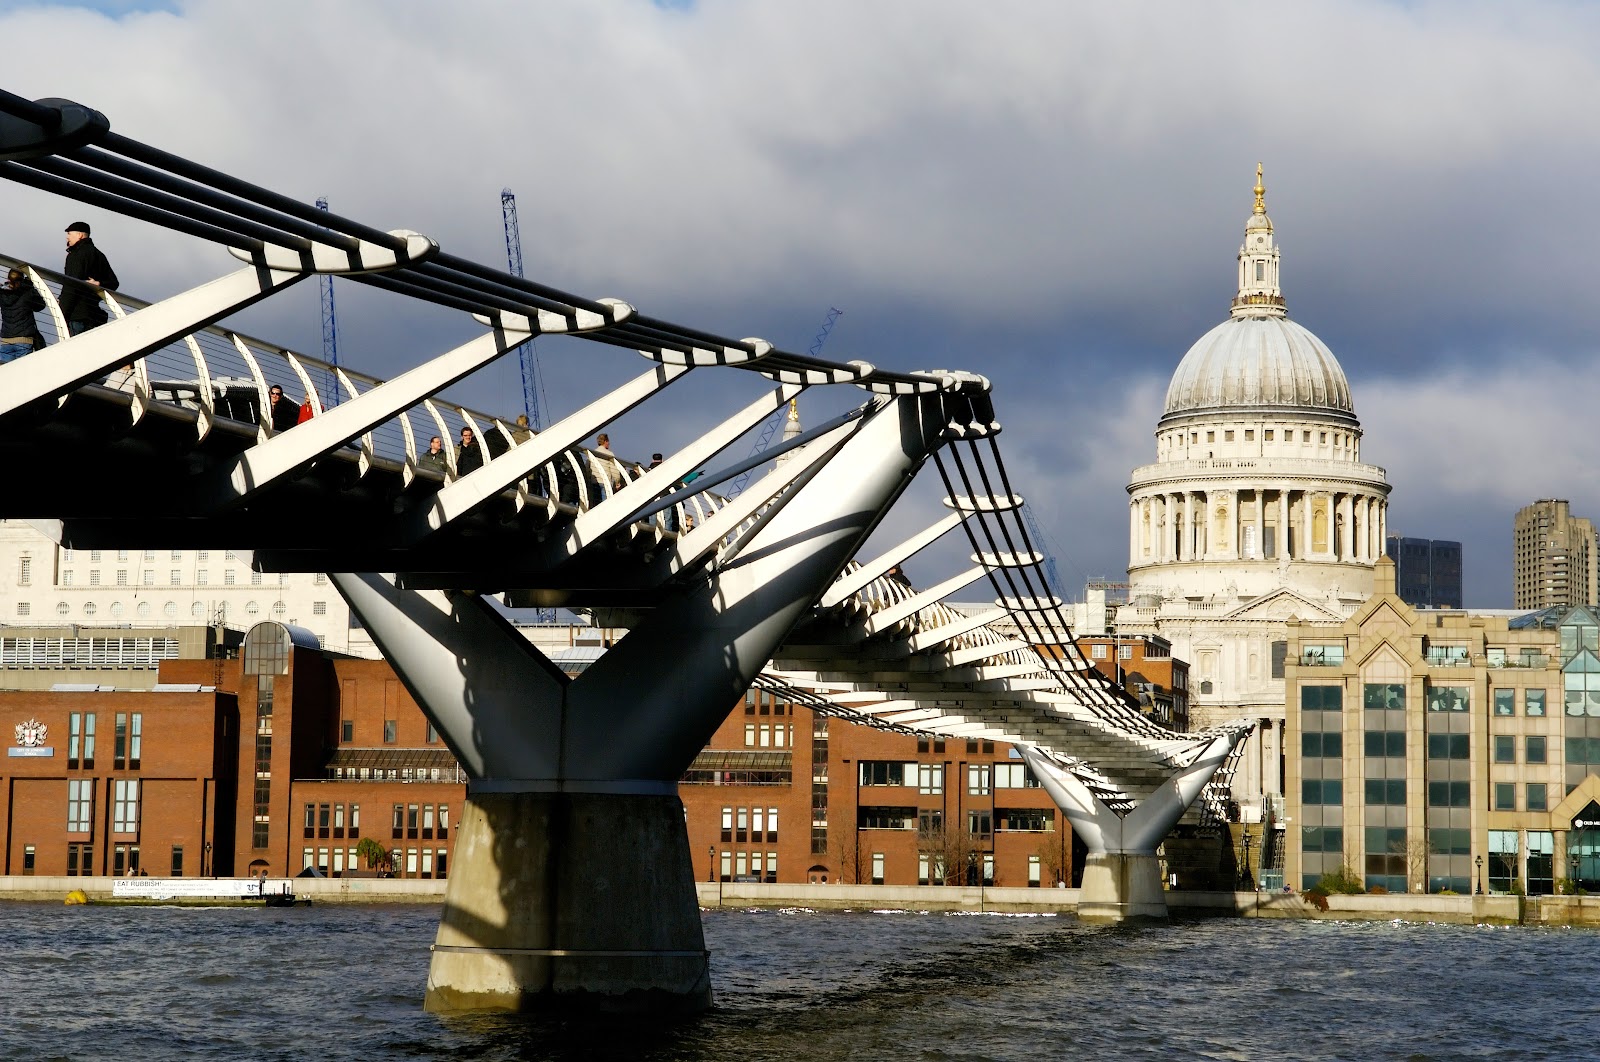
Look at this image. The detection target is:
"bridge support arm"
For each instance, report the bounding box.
[1021,733,1239,922]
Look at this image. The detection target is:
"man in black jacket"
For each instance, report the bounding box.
[0,268,44,364]
[59,221,118,335]
[267,385,300,433]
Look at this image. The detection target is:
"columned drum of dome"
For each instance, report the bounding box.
[1119,169,1391,815]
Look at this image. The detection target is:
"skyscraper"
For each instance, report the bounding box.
[1385,536,1463,609]
[1513,500,1597,609]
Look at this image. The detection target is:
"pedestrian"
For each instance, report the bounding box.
[297,395,316,424]
[512,414,533,444]
[58,221,118,335]
[419,435,448,474]
[0,267,45,364]
[266,385,299,434]
[456,426,483,475]
[648,453,663,470]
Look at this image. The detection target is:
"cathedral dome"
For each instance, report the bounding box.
[1160,165,1354,424]
[1162,315,1353,420]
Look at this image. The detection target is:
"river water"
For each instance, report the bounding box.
[0,902,1592,1061]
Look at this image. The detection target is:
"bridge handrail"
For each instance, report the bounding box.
[0,250,727,539]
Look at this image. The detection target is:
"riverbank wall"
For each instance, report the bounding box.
[6,875,1600,926]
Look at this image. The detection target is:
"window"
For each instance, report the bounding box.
[61,571,73,586]
[1527,689,1547,717]
[112,780,140,833]
[1494,783,1516,811]
[18,557,30,586]
[1118,645,1133,660]
[129,713,141,769]
[67,779,93,832]
[968,810,992,839]
[89,571,100,586]
[1091,644,1107,659]
[426,721,438,744]
[859,761,914,786]
[1302,779,1342,805]
[114,712,127,769]
[1493,689,1515,716]
[993,763,1039,788]
[1426,686,1470,712]
[744,723,755,747]
[225,571,236,585]
[1364,779,1406,805]
[967,763,991,795]
[998,808,1053,832]
[142,570,154,586]
[112,844,141,876]
[251,571,263,585]
[1527,735,1548,763]
[1527,783,1548,811]
[1299,644,1345,667]
[340,719,353,743]
[171,845,184,877]
[1224,430,1234,441]
[22,846,34,875]
[68,842,93,876]
[313,601,327,616]
[197,569,208,585]
[870,852,885,886]
[1245,429,1254,441]
[1301,685,1342,711]
[383,720,397,744]
[1493,735,1515,764]
[917,763,943,795]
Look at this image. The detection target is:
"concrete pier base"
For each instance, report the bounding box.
[1076,852,1169,923]
[424,790,711,1014]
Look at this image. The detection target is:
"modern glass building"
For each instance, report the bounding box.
[1384,536,1463,610]
[1287,559,1600,895]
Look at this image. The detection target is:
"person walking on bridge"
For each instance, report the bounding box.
[59,221,118,335]
[266,385,299,434]
[456,426,484,475]
[0,268,45,364]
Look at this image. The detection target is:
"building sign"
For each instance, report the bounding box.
[1573,800,1600,831]
[8,718,52,758]
[112,878,269,900]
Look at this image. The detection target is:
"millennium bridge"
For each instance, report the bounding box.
[0,90,1249,1013]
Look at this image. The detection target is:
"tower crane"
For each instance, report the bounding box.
[726,307,842,498]
[315,197,340,407]
[501,188,545,429]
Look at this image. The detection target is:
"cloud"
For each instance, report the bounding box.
[0,0,1595,610]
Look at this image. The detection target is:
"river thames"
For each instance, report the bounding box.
[0,903,1592,1061]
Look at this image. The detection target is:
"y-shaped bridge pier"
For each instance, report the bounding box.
[0,89,1247,1012]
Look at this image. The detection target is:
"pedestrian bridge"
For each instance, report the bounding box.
[0,89,1249,1013]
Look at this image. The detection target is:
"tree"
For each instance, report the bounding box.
[917,825,981,886]
[355,837,392,876]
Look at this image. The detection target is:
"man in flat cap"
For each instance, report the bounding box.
[59,221,119,336]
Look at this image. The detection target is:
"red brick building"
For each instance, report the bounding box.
[0,621,1078,888]
[1075,633,1190,731]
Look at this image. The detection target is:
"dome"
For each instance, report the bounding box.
[1162,315,1354,420]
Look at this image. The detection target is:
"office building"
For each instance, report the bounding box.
[1385,536,1463,609]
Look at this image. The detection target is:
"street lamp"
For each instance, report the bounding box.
[1475,854,1483,895]
[707,845,714,884]
[1240,831,1253,891]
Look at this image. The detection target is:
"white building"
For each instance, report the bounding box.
[1117,168,1391,812]
[0,519,375,657]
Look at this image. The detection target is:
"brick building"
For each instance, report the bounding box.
[1,621,1077,888]
[680,686,1081,888]
[1075,633,1190,731]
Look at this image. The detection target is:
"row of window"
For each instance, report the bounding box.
[718,806,778,843]
[302,846,447,878]
[742,723,793,748]
[1304,778,1556,812]
[390,803,450,840]
[65,712,142,771]
[856,806,1055,835]
[856,760,1039,794]
[715,848,777,883]
[303,802,362,839]
[62,842,186,877]
[60,569,290,587]
[1306,682,1569,717]
[22,600,324,621]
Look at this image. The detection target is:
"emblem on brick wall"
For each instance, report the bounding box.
[14,719,47,747]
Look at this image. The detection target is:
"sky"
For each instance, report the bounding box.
[4,0,1600,606]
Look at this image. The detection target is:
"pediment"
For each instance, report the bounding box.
[1220,587,1345,624]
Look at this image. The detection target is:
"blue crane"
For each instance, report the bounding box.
[314,197,340,407]
[726,307,842,498]
[501,189,545,429]
[1020,501,1067,602]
